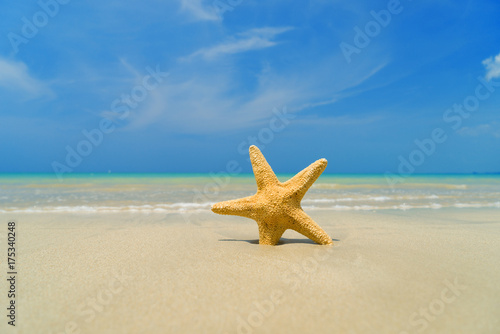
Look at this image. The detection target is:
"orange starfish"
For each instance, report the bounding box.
[211,146,333,245]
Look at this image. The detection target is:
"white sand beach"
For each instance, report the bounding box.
[2,208,499,333]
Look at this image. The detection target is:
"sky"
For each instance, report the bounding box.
[0,0,500,176]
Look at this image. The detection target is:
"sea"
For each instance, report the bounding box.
[1,174,499,214]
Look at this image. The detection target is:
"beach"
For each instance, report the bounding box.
[4,0,500,332]
[1,175,499,333]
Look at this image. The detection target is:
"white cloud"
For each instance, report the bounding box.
[458,122,500,138]
[182,27,293,61]
[0,58,52,98]
[117,56,386,134]
[483,52,500,80]
[178,0,220,22]
[123,76,302,133]
[240,27,294,39]
[103,25,386,134]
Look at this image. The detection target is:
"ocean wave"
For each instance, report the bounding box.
[312,183,469,190]
[302,195,441,204]
[0,202,212,214]
[453,202,500,208]
[302,197,387,204]
[1,201,500,213]
[303,201,500,211]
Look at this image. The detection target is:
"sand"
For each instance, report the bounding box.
[1,209,499,333]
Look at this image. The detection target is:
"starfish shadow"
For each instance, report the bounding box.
[219,237,340,245]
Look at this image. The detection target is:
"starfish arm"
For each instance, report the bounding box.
[249,145,279,190]
[286,208,333,245]
[256,220,287,245]
[211,146,333,246]
[283,158,327,201]
[211,196,257,219]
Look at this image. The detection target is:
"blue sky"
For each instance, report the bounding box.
[1,0,500,175]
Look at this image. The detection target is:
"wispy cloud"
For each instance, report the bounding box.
[117,55,386,133]
[0,58,52,98]
[182,27,293,61]
[121,75,302,132]
[483,51,500,80]
[458,122,500,138]
[178,0,220,22]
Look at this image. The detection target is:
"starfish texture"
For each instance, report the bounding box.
[211,145,333,245]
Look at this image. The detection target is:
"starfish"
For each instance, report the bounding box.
[211,145,333,245]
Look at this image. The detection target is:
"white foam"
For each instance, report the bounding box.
[453,202,500,208]
[372,196,390,201]
[2,200,500,214]
[303,196,390,204]
[0,202,213,214]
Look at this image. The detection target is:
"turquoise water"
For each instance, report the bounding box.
[0,174,499,213]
